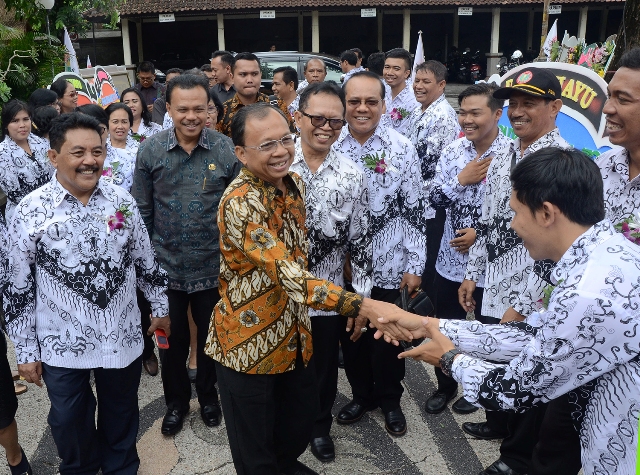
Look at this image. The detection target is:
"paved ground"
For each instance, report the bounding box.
[4,338,507,475]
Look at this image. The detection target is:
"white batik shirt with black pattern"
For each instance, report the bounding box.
[443,220,640,475]
[429,132,513,285]
[104,135,139,193]
[290,143,373,316]
[406,94,461,220]
[0,213,7,291]
[342,66,365,86]
[3,174,169,369]
[596,146,640,225]
[465,128,570,319]
[0,133,53,222]
[381,82,419,136]
[135,120,163,138]
[336,123,426,288]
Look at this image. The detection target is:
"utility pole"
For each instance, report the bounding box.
[536,0,551,61]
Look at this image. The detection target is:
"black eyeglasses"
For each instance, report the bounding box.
[243,133,296,152]
[300,111,346,130]
[346,99,381,107]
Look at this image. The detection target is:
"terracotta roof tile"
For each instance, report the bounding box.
[120,0,623,16]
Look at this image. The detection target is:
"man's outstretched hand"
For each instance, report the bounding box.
[148,315,171,337]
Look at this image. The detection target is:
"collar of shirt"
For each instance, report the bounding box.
[337,120,390,150]
[106,135,139,152]
[240,167,302,202]
[2,133,48,156]
[292,141,339,175]
[386,82,417,108]
[166,127,211,152]
[605,146,636,182]
[551,220,616,285]
[216,83,236,94]
[415,93,446,117]
[513,127,567,157]
[228,93,270,112]
[461,130,513,159]
[49,171,109,209]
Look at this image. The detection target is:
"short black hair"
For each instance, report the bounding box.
[1,99,29,138]
[510,147,605,226]
[165,68,183,77]
[120,87,153,127]
[231,103,288,147]
[28,88,58,113]
[304,57,326,72]
[200,64,212,72]
[166,74,210,104]
[105,102,134,128]
[76,104,108,127]
[298,81,345,115]
[458,83,503,111]
[350,48,363,60]
[366,52,385,76]
[137,61,156,74]
[340,50,358,66]
[49,112,104,153]
[273,66,298,90]
[385,48,412,71]
[344,70,386,100]
[211,50,235,69]
[50,78,72,99]
[232,52,260,73]
[617,47,640,70]
[31,106,59,138]
[184,67,206,77]
[415,60,448,82]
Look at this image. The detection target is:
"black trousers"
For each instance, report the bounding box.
[162,288,220,412]
[433,273,484,394]
[0,331,18,430]
[216,354,319,475]
[41,357,142,475]
[136,289,155,361]
[528,394,582,475]
[423,208,447,302]
[310,314,344,438]
[499,405,548,473]
[340,286,404,413]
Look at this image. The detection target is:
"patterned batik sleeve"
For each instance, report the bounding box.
[464,175,490,283]
[428,145,464,209]
[3,209,39,364]
[130,200,170,318]
[348,173,373,299]
[451,291,640,412]
[221,194,363,318]
[511,259,555,316]
[131,141,155,236]
[0,214,8,290]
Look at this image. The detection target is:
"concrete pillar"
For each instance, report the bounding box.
[217,14,225,51]
[377,11,383,51]
[121,19,132,65]
[453,14,459,48]
[312,10,319,52]
[599,7,609,41]
[486,8,502,78]
[527,9,534,49]
[578,6,588,41]
[136,20,144,62]
[298,13,304,51]
[402,9,411,51]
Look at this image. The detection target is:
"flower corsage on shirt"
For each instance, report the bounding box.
[131,132,146,143]
[614,214,640,245]
[537,280,563,312]
[106,202,133,234]
[102,161,120,182]
[362,151,397,174]
[390,107,410,122]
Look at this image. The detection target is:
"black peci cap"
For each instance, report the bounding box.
[493,67,562,100]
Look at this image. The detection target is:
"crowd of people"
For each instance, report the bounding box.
[0,42,638,475]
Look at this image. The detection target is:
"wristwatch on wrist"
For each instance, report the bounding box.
[439,348,462,377]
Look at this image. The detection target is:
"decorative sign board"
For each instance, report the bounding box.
[260,10,276,19]
[548,5,562,15]
[458,7,473,15]
[361,8,376,17]
[159,13,175,22]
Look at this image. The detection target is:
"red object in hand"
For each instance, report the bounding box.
[155,329,170,349]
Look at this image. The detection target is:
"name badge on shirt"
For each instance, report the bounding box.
[209,164,216,171]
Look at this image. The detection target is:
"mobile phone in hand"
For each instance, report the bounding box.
[155,329,169,349]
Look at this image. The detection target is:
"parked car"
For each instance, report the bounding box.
[253,51,343,93]
[148,52,202,74]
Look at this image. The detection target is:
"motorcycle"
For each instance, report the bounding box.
[497,50,523,76]
[469,51,483,83]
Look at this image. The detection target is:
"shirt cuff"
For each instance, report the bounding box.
[336,291,363,318]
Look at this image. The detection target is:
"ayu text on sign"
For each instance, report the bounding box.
[458,7,473,16]
[260,10,276,19]
[159,13,175,22]
[361,8,376,17]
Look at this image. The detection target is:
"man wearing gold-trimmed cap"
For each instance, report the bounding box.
[457,66,572,475]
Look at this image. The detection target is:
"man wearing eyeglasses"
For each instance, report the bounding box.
[290,81,372,463]
[335,71,427,437]
[134,61,166,114]
[132,74,241,437]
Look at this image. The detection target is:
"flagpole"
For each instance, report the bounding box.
[536,0,551,61]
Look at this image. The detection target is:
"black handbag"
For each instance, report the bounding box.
[394,287,434,348]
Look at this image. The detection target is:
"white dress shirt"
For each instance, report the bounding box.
[104,135,139,192]
[406,94,461,219]
[0,133,53,222]
[290,143,372,315]
[336,123,426,288]
[444,220,640,475]
[430,132,513,285]
[382,83,419,136]
[596,146,640,224]
[464,128,570,319]
[3,174,169,369]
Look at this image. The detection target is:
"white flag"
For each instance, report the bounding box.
[63,26,80,74]
[412,31,425,82]
[543,19,558,60]
[87,55,92,68]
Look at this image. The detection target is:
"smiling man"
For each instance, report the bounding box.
[382,48,419,135]
[132,74,241,436]
[4,113,170,475]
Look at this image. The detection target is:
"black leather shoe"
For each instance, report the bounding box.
[424,389,456,414]
[142,353,158,376]
[201,403,222,427]
[336,400,375,425]
[161,409,185,435]
[309,436,335,462]
[452,396,479,414]
[384,407,407,436]
[462,422,508,440]
[479,459,523,475]
[281,460,320,475]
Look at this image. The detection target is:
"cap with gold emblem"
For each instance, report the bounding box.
[493,67,562,101]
